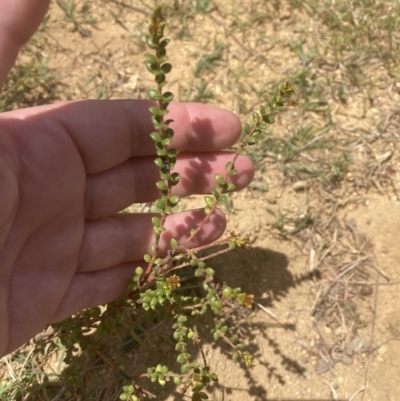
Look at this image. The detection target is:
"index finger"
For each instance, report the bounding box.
[4,100,242,174]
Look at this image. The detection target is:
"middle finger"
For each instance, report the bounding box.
[84,152,254,219]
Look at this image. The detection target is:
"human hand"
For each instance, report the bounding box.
[0,0,51,87]
[0,100,254,357]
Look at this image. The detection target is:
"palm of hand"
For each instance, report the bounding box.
[0,100,253,356]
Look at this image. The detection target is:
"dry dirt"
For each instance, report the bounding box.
[2,1,400,400]
[174,178,400,401]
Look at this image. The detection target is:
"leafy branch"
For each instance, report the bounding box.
[53,5,295,401]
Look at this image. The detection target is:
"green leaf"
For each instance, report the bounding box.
[142,295,151,304]
[159,38,170,48]
[228,240,237,250]
[167,148,178,158]
[177,353,187,365]
[163,91,174,102]
[155,199,166,209]
[226,183,236,192]
[151,116,162,129]
[225,161,233,171]
[149,106,168,116]
[157,77,167,87]
[215,174,225,185]
[161,63,172,73]
[146,62,159,74]
[152,216,161,226]
[204,196,214,206]
[145,54,158,65]
[161,138,171,146]
[158,375,166,386]
[211,186,222,198]
[164,121,174,129]
[212,300,223,310]
[147,89,161,100]
[169,195,180,205]
[156,181,167,191]
[175,342,185,351]
[150,132,162,142]
[244,123,251,134]
[222,287,232,297]
[169,172,180,185]
[146,36,158,49]
[154,157,164,168]
[177,315,187,323]
[252,111,260,122]
[263,115,275,124]
[156,69,166,80]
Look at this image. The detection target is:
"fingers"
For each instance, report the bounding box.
[0,0,50,86]
[54,208,227,321]
[4,100,242,174]
[78,208,226,272]
[53,262,138,323]
[84,152,254,219]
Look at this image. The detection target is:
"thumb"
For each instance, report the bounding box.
[0,0,50,87]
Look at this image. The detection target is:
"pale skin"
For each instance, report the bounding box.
[0,0,254,357]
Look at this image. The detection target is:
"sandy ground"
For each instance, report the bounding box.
[2,1,400,400]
